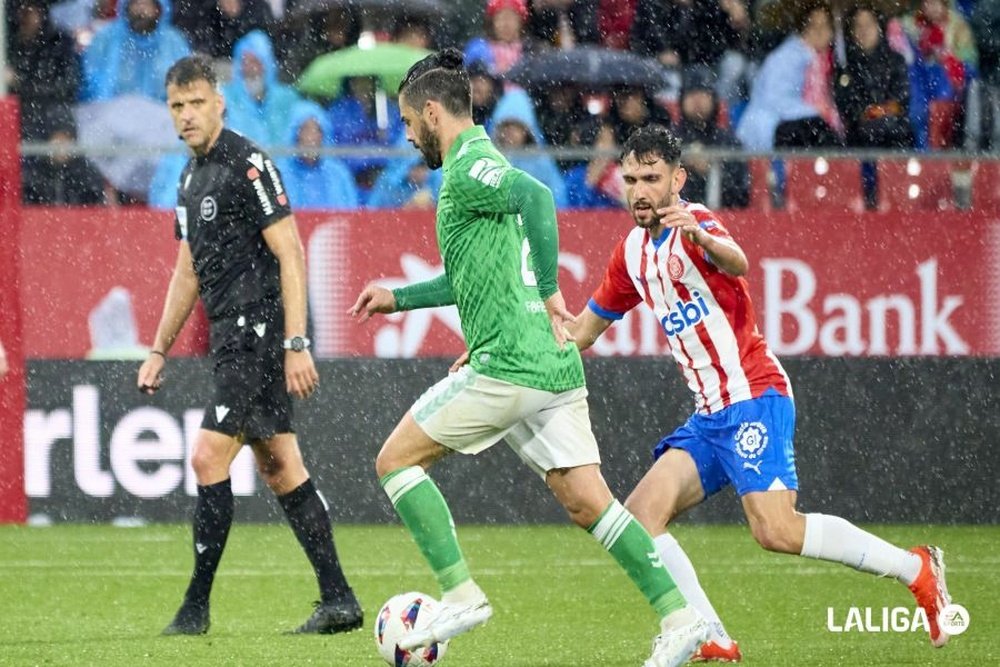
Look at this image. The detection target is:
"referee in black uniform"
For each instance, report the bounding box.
[137,56,361,636]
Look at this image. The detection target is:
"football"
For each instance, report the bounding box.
[374,592,449,667]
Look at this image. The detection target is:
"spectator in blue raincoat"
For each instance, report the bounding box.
[366,137,442,209]
[325,75,406,188]
[81,0,190,101]
[147,151,189,208]
[222,30,302,147]
[564,119,624,209]
[276,101,360,210]
[488,88,568,207]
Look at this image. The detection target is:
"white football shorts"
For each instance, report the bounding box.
[410,365,601,477]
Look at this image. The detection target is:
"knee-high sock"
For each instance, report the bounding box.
[588,500,686,619]
[801,513,922,585]
[183,479,234,607]
[655,533,732,647]
[381,466,472,596]
[279,478,351,602]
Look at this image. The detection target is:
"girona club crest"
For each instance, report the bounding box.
[667,254,684,281]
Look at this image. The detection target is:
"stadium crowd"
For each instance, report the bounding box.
[4,0,998,209]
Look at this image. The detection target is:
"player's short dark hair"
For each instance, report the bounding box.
[397,47,472,118]
[621,124,682,166]
[165,55,218,89]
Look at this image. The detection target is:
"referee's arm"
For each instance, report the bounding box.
[138,242,199,393]
[262,215,319,399]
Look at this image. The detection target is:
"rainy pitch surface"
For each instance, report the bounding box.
[0,524,995,666]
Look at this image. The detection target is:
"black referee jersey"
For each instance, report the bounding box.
[174,128,292,320]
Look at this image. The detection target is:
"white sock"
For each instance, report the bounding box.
[655,533,732,647]
[442,579,486,605]
[800,514,922,585]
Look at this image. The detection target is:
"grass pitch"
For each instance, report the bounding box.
[0,523,994,666]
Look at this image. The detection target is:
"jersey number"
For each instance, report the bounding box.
[521,238,537,287]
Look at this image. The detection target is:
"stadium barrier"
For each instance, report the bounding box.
[9,204,1000,524]
[24,357,1000,524]
[19,207,1000,359]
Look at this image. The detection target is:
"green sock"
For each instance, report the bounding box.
[589,500,686,619]
[381,466,470,593]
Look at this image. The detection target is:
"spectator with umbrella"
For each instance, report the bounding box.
[297,42,427,190]
[277,5,360,81]
[506,45,670,150]
[609,85,674,146]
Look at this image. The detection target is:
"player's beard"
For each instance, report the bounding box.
[630,196,665,229]
[417,121,443,170]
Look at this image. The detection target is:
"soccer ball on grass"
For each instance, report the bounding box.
[374,591,449,666]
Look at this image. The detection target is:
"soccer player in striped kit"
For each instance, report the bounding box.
[570,124,954,661]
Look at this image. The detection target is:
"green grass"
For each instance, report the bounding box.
[0,524,995,666]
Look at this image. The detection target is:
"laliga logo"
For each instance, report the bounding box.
[735,421,768,459]
[826,604,969,635]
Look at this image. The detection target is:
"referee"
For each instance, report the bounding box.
[137,55,361,636]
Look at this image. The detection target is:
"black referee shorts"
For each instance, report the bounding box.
[202,300,294,441]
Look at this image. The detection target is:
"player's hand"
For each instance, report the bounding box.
[657,205,710,246]
[348,284,397,323]
[449,350,470,373]
[544,290,577,349]
[285,349,319,399]
[137,353,165,394]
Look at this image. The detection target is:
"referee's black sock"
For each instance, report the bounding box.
[279,478,351,603]
[183,478,234,608]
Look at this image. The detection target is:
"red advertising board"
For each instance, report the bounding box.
[19,207,999,359]
[0,98,27,522]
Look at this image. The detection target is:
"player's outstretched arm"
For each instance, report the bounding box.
[568,308,615,352]
[349,283,398,323]
[657,205,749,276]
[138,242,199,394]
[353,273,455,324]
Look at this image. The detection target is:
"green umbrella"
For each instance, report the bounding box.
[296,43,432,99]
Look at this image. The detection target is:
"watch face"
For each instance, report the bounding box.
[290,337,304,352]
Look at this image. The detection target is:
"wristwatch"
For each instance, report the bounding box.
[282,336,311,352]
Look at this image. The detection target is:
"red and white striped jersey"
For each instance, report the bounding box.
[589,201,791,414]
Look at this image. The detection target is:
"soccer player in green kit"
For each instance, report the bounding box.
[349,48,708,667]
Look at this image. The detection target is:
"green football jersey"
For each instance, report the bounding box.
[436,126,585,393]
